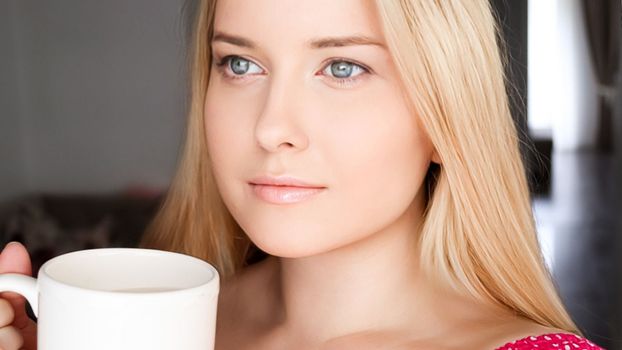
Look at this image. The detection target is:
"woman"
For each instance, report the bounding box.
[0,0,605,349]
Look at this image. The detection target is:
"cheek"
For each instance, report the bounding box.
[203,85,259,220]
[325,97,431,227]
[204,84,256,177]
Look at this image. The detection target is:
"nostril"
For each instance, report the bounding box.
[253,118,309,152]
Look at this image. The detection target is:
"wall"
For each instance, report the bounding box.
[0,0,187,200]
[0,1,28,201]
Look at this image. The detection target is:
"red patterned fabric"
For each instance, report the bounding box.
[496,333,604,349]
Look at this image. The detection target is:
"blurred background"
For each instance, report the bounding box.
[0,0,620,348]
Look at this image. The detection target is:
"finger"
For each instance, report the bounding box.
[0,242,34,330]
[0,325,24,350]
[0,320,37,350]
[0,242,33,275]
[0,299,14,328]
[20,318,37,350]
[0,291,25,332]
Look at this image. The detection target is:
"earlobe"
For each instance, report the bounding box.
[431,150,441,165]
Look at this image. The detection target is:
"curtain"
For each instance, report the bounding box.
[582,0,621,152]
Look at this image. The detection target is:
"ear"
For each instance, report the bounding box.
[431,150,441,165]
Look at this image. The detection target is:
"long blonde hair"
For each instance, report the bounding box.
[141,0,579,333]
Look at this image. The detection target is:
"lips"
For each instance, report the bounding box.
[248,176,326,204]
[248,176,325,188]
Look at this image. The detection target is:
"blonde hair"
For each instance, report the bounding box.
[141,0,579,333]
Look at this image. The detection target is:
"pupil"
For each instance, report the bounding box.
[231,57,249,74]
[331,61,352,78]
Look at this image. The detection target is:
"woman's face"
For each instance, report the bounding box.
[204,0,436,257]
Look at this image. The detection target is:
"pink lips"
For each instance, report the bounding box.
[249,176,326,204]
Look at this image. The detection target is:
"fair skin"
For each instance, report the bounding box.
[0,243,37,350]
[0,0,563,349]
[204,0,563,349]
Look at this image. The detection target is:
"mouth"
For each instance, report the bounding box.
[248,176,326,204]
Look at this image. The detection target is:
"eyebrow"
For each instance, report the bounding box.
[211,31,385,49]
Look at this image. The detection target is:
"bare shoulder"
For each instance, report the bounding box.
[467,318,569,349]
[319,318,568,350]
[320,330,453,350]
[217,261,571,350]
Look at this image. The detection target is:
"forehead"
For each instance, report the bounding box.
[212,0,385,48]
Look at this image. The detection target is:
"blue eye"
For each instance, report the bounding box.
[230,57,250,75]
[215,55,263,78]
[213,55,370,87]
[323,60,367,79]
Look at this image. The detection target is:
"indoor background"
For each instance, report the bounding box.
[0,0,620,348]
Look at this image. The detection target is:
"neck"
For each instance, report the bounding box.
[257,197,503,344]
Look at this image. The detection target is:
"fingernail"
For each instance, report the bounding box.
[2,241,19,253]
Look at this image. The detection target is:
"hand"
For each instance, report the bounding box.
[0,242,37,350]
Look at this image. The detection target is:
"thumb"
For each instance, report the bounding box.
[0,241,34,329]
[0,242,33,276]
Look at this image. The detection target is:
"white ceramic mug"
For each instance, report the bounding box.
[0,248,220,350]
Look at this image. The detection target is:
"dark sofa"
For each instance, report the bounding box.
[0,190,163,274]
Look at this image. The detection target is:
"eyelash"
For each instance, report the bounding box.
[213,55,370,88]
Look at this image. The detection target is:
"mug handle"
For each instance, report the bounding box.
[0,273,38,317]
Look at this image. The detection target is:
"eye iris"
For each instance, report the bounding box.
[230,57,249,74]
[331,61,353,78]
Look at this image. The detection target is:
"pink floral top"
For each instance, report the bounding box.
[496,333,604,349]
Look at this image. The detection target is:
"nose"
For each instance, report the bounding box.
[254,75,309,153]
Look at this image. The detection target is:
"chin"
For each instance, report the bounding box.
[244,226,343,259]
